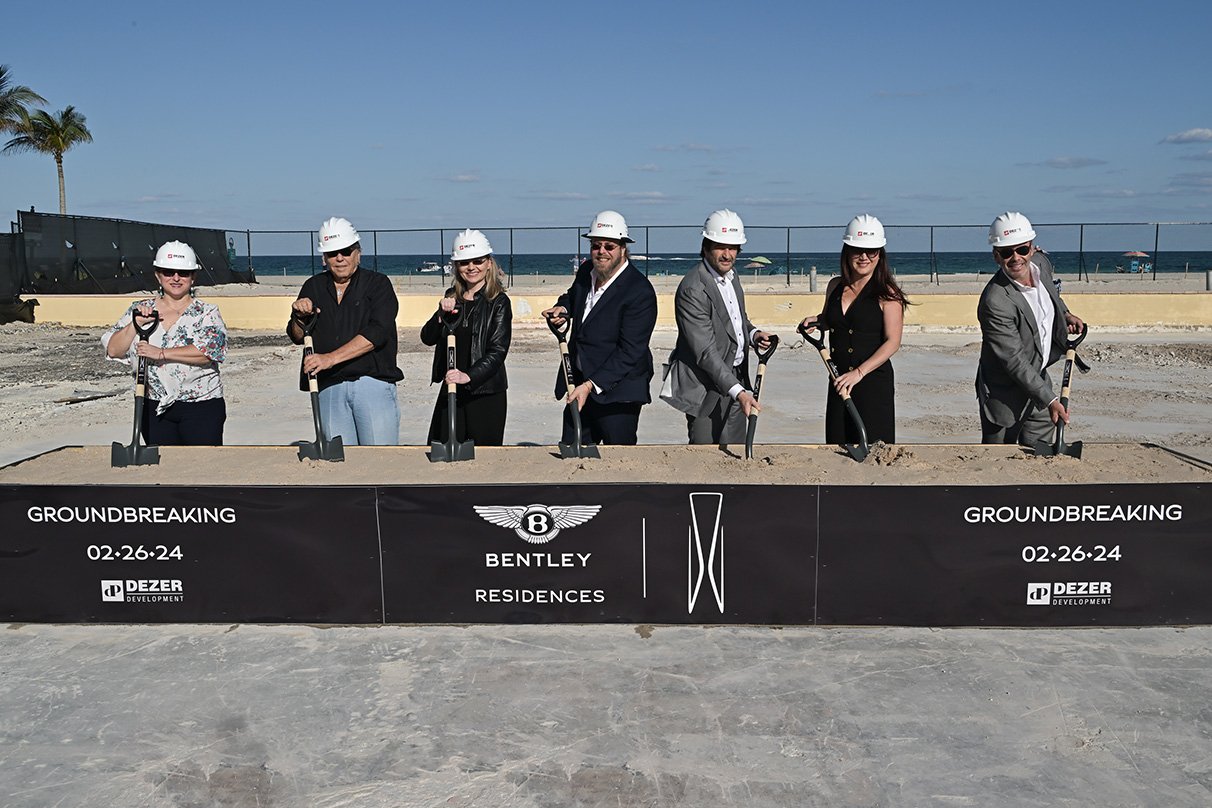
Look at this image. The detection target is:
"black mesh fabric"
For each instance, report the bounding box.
[10,212,255,294]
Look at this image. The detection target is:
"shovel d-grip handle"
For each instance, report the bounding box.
[291,309,318,337]
[754,333,780,366]
[545,310,570,342]
[1067,322,1088,351]
[133,309,160,342]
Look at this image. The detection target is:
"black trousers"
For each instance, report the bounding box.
[428,390,508,446]
[142,398,226,446]
[561,400,643,446]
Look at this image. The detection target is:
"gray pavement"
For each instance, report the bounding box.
[3,623,1211,807]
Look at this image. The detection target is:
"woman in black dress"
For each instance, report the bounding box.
[420,229,511,445]
[799,215,909,444]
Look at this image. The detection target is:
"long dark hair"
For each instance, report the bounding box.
[840,245,909,308]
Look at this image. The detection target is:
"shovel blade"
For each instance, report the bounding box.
[429,439,475,463]
[844,443,868,463]
[112,441,159,468]
[298,435,344,462]
[744,414,758,460]
[297,441,321,461]
[559,441,600,459]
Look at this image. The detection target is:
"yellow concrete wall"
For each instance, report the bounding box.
[26,291,1212,329]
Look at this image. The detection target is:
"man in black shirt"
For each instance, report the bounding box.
[287,217,403,445]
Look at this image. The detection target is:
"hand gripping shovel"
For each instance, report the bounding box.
[112,310,162,467]
[798,323,869,462]
[1034,323,1091,459]
[546,312,599,459]
[429,306,475,463]
[744,335,780,459]
[294,311,344,462]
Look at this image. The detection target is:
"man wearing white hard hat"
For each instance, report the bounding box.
[661,209,774,445]
[977,212,1084,446]
[541,210,657,445]
[287,217,403,445]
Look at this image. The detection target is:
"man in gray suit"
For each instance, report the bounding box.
[977,212,1085,446]
[661,209,774,445]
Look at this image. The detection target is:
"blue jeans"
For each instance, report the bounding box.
[318,377,400,446]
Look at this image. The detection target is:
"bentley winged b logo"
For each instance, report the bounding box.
[474,504,601,544]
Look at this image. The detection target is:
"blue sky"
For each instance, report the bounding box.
[3,0,1211,249]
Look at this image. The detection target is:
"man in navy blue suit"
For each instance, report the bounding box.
[542,210,658,445]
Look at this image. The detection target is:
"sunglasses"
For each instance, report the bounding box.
[323,245,357,258]
[454,257,489,269]
[847,248,881,258]
[156,268,196,278]
[590,241,620,252]
[995,244,1032,259]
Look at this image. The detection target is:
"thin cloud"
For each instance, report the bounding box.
[447,173,480,183]
[652,142,721,154]
[1162,171,1212,194]
[1160,128,1212,144]
[1041,185,1092,193]
[735,196,820,207]
[874,83,967,99]
[896,193,964,202]
[1077,189,1139,199]
[1017,157,1107,169]
[1179,149,1212,161]
[632,164,661,172]
[604,191,675,204]
[517,191,591,200]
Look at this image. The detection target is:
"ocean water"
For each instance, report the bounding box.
[237,251,1212,280]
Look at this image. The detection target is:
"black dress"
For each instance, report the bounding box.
[822,283,895,444]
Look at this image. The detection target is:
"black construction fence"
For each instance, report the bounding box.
[5,211,254,298]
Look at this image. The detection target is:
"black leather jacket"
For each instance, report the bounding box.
[420,289,511,394]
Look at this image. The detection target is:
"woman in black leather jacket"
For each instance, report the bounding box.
[420,229,512,445]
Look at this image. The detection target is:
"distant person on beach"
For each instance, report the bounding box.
[287,217,402,445]
[541,210,657,445]
[799,215,908,444]
[102,241,228,445]
[661,209,775,445]
[420,229,512,446]
[977,212,1084,446]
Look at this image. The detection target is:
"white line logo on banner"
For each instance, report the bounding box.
[688,492,725,614]
[474,504,601,544]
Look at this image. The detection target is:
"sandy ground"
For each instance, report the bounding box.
[1,306,1210,474]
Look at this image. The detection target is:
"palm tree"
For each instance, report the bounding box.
[3,106,94,215]
[0,64,46,133]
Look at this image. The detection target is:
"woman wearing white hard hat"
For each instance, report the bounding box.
[420,229,512,445]
[102,241,228,444]
[799,215,908,444]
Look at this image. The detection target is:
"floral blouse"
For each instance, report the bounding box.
[102,298,227,414]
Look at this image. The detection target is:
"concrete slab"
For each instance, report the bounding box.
[3,623,1210,806]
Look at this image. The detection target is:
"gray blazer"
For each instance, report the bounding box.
[661,261,755,418]
[975,263,1071,427]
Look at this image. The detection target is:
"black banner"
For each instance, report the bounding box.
[1,482,1208,626]
[0,486,382,623]
[379,485,817,624]
[816,484,1212,627]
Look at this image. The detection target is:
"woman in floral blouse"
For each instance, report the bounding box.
[102,241,228,445]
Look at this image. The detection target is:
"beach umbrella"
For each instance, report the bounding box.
[748,256,773,264]
[743,262,764,269]
[1122,251,1149,257]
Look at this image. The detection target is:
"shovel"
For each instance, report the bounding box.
[294,311,344,462]
[429,306,476,462]
[111,310,161,467]
[546,312,600,459]
[744,334,780,459]
[798,323,869,462]
[1034,323,1090,459]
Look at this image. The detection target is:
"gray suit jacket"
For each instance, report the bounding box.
[976,263,1071,427]
[661,261,754,418]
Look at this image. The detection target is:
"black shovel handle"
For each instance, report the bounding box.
[133,309,160,341]
[291,309,318,337]
[545,310,570,342]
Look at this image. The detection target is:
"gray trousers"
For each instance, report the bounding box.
[980,401,1054,448]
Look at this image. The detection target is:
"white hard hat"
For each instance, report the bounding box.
[989,212,1036,247]
[843,215,886,249]
[317,217,360,252]
[582,210,634,243]
[701,209,746,245]
[450,229,492,262]
[153,241,198,271]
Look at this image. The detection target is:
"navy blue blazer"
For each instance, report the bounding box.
[554,260,658,404]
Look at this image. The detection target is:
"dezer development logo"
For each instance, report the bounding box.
[1027,581,1112,606]
[474,504,601,544]
[101,579,185,603]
